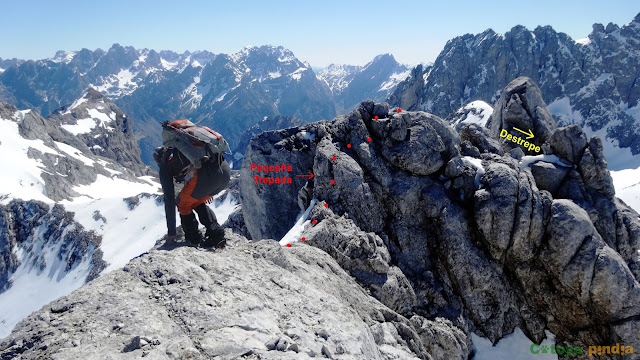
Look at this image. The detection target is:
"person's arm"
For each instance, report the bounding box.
[158,158,177,236]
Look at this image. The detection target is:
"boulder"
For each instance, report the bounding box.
[530,161,570,195]
[549,125,588,164]
[487,77,557,154]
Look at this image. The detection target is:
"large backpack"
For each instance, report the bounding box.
[161,119,229,167]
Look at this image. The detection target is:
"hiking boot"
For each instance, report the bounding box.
[180,213,202,245]
[186,231,204,245]
[202,227,226,249]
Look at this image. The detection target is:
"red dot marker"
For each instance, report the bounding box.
[312,220,317,224]
[286,244,291,247]
[347,144,351,148]
[324,203,328,208]
[332,156,336,161]
[397,108,402,113]
[367,137,372,142]
[330,180,335,184]
[374,116,379,120]
[301,237,306,242]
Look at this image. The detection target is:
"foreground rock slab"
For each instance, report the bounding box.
[0,233,468,360]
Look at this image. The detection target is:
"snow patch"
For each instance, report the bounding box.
[71,174,158,201]
[0,118,59,203]
[61,109,115,135]
[290,68,306,81]
[211,191,239,225]
[452,101,494,128]
[520,155,572,170]
[160,58,178,70]
[472,328,558,360]
[379,69,411,92]
[268,71,281,79]
[462,156,485,188]
[54,141,95,167]
[575,37,591,45]
[280,199,317,246]
[611,166,640,213]
[62,96,88,114]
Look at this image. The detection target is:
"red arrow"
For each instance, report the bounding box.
[296,171,314,179]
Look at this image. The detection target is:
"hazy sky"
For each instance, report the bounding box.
[1,1,637,67]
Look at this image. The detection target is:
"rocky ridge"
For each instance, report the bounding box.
[231,115,306,170]
[241,80,640,357]
[48,88,147,176]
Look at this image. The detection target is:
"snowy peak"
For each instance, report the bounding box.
[317,64,362,94]
[389,12,640,169]
[322,54,409,113]
[230,45,309,82]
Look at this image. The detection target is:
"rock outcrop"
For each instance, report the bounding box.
[2,94,639,359]
[487,76,557,152]
[0,101,152,201]
[240,98,640,358]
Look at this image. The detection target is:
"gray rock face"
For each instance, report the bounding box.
[0,200,106,295]
[1,234,469,360]
[389,14,640,166]
[239,100,640,357]
[578,136,615,199]
[459,123,503,155]
[530,161,569,195]
[549,124,588,164]
[487,76,557,153]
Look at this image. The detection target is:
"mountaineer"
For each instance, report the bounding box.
[153,119,231,248]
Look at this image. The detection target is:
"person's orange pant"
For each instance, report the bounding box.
[177,171,212,215]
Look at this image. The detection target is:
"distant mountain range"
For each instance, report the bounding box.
[389,13,640,170]
[0,46,409,166]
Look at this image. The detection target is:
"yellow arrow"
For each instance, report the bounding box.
[513,127,534,139]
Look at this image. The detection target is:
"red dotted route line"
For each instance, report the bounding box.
[289,115,400,247]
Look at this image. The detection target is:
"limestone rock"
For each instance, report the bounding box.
[530,161,570,195]
[460,123,503,155]
[487,77,557,154]
[578,136,615,199]
[549,125,588,164]
[1,234,456,359]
